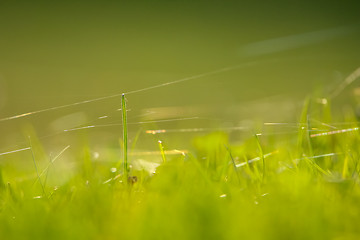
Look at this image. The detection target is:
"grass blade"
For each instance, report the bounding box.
[122,93,128,180]
[158,140,167,163]
[29,136,46,197]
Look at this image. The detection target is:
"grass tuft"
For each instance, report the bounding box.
[1,92,360,239]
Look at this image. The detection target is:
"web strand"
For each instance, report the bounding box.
[0,61,261,122]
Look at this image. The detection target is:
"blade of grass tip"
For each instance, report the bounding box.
[29,136,46,197]
[122,93,128,180]
[158,140,167,164]
[255,134,265,181]
[224,145,241,184]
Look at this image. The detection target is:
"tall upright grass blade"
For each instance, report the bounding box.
[122,93,128,180]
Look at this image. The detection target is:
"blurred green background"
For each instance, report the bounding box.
[0,0,360,152]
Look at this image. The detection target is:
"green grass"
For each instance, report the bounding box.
[122,93,129,181]
[1,96,360,240]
